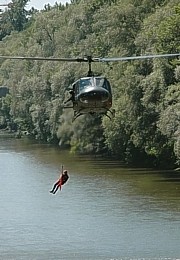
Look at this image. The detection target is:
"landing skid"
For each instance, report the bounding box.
[104,108,115,120]
[72,109,115,121]
[73,111,83,121]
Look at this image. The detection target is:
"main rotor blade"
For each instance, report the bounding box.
[95,53,180,62]
[0,53,179,62]
[0,56,86,62]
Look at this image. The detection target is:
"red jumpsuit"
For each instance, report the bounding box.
[50,172,69,194]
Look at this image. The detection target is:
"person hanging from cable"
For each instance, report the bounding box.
[49,165,69,194]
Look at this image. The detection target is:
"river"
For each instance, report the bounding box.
[0,137,180,260]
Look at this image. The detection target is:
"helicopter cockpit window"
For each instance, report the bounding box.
[95,77,111,93]
[80,79,92,91]
[95,78,105,88]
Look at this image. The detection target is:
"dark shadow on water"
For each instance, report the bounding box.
[154,171,180,183]
[157,178,180,182]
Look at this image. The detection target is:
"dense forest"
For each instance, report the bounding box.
[0,0,179,168]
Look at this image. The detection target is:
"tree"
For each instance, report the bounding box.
[0,0,30,40]
[0,0,179,167]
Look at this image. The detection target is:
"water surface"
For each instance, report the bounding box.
[0,138,180,260]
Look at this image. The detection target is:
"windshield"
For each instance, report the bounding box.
[96,77,111,92]
[79,78,92,91]
[79,77,111,92]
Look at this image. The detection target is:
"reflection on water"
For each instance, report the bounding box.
[0,138,180,260]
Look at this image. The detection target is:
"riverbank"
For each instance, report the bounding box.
[0,130,16,138]
[0,129,21,138]
[1,131,180,171]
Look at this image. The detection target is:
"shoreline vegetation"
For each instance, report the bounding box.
[1,129,180,172]
[0,129,25,139]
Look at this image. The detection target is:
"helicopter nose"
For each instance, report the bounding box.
[80,90,109,103]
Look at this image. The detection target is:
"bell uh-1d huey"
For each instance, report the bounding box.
[0,53,179,121]
[64,75,113,120]
[63,56,114,120]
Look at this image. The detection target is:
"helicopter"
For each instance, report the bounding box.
[63,56,114,120]
[0,53,179,120]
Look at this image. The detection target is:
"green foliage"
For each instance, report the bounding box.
[0,0,180,167]
[156,3,180,53]
[0,0,30,40]
[0,94,12,128]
